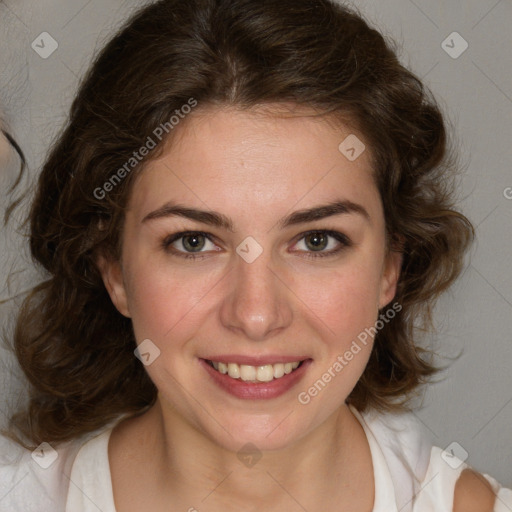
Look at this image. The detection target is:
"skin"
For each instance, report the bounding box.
[99,104,404,511]
[453,469,496,512]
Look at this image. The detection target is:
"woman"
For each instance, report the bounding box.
[1,0,510,511]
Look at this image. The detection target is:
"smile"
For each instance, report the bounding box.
[206,360,303,382]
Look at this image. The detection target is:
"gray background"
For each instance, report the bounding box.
[0,0,511,487]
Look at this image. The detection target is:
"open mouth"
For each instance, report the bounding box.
[205,359,305,383]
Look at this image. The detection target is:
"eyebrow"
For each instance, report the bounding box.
[142,200,370,230]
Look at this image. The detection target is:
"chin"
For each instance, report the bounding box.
[204,416,307,455]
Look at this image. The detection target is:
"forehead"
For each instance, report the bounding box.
[128,105,381,224]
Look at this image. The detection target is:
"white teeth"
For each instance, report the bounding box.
[228,363,240,379]
[273,363,285,378]
[256,365,274,382]
[209,360,303,382]
[240,365,256,381]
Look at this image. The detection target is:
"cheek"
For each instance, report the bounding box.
[291,265,382,407]
[124,256,222,343]
[289,259,383,341]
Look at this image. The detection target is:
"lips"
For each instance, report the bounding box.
[200,357,312,400]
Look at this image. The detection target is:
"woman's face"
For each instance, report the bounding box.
[101,105,401,452]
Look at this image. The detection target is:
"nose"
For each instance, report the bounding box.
[219,251,293,341]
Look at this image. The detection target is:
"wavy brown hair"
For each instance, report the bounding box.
[6,0,474,448]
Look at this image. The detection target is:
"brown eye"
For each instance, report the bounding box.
[293,230,352,259]
[180,233,207,252]
[162,231,220,260]
[304,232,329,251]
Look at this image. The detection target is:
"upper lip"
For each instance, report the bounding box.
[202,355,311,366]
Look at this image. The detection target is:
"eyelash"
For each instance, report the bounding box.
[161,230,352,261]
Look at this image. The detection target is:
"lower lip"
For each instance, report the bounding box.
[200,359,312,400]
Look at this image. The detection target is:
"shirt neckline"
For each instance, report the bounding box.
[75,406,398,512]
[348,404,399,511]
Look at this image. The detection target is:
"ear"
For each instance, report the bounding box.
[378,247,403,310]
[95,253,131,318]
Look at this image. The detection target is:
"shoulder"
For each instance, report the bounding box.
[0,433,74,511]
[351,405,434,511]
[0,430,103,512]
[353,405,433,478]
[352,407,509,512]
[453,468,496,512]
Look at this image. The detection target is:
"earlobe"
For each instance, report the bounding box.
[96,254,131,318]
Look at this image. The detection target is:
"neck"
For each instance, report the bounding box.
[130,398,373,510]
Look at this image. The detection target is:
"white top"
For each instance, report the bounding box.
[1,405,511,512]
